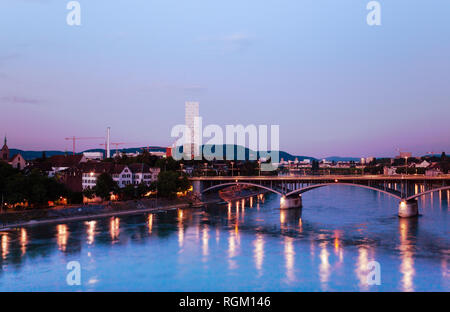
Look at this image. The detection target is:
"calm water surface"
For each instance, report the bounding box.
[0,186,448,291]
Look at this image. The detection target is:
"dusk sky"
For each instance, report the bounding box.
[1,0,449,158]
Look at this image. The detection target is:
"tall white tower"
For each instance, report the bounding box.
[184,101,199,158]
[106,127,111,158]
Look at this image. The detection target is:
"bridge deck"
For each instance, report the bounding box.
[190,175,450,182]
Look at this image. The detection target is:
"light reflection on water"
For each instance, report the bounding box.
[0,185,448,291]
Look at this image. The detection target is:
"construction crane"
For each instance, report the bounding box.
[65,136,104,155]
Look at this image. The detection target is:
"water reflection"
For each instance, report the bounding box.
[178,209,184,247]
[280,209,302,232]
[398,218,418,292]
[110,217,119,243]
[319,239,330,290]
[253,233,264,277]
[355,247,370,291]
[20,228,27,256]
[86,221,96,245]
[284,236,295,283]
[334,230,344,264]
[0,189,447,291]
[1,233,9,260]
[228,226,240,270]
[202,224,209,258]
[147,214,153,234]
[56,224,68,252]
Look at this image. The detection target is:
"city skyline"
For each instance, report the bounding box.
[1,1,450,157]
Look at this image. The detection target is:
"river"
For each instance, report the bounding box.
[0,185,448,291]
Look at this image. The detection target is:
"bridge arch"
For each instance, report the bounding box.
[285,182,402,200]
[406,185,450,201]
[201,182,283,196]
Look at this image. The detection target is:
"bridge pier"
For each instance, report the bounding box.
[192,180,203,199]
[280,195,302,209]
[398,199,418,218]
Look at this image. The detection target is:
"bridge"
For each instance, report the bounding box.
[189,175,450,217]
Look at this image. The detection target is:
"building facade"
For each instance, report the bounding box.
[0,136,26,170]
[81,163,160,190]
[184,101,199,159]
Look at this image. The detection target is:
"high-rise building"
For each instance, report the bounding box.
[184,101,199,158]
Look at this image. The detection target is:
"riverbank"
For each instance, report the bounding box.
[0,197,219,230]
[0,189,270,230]
[219,187,268,202]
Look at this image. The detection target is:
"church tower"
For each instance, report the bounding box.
[1,136,9,161]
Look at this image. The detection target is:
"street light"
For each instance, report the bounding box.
[405,156,408,175]
[230,161,234,177]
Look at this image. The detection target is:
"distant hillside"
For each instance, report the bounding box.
[9,146,168,160]
[10,145,317,162]
[9,149,67,160]
[173,144,316,162]
[324,156,361,162]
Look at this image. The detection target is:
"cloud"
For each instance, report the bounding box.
[222,33,251,45]
[0,53,20,64]
[0,96,42,105]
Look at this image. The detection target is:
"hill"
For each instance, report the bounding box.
[10,145,317,162]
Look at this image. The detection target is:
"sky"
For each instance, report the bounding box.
[0,0,449,158]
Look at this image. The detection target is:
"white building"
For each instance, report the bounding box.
[82,163,160,190]
[83,152,104,160]
[129,163,160,186]
[184,101,199,158]
[111,165,133,188]
[415,160,431,168]
[384,167,398,175]
[149,151,166,158]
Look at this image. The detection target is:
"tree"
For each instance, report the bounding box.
[1,164,69,208]
[83,187,95,200]
[157,171,190,198]
[238,161,258,176]
[121,184,137,200]
[156,157,180,171]
[94,173,118,200]
[136,182,150,198]
[311,160,319,171]
[440,152,449,174]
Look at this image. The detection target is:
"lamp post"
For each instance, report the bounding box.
[405,156,408,175]
[230,161,234,177]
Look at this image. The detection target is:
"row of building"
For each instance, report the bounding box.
[1,137,161,193]
[29,154,160,192]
